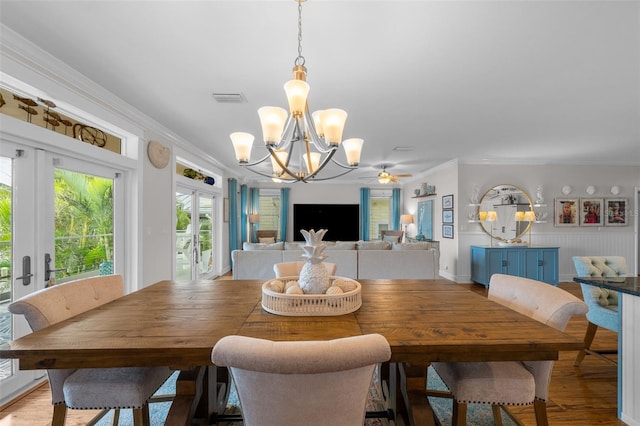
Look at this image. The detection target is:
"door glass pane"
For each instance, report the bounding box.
[175,191,193,282]
[198,195,213,276]
[53,169,114,283]
[0,156,12,380]
[370,197,391,239]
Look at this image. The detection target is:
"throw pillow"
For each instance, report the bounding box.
[243,241,284,251]
[392,242,432,250]
[356,241,391,250]
[259,237,276,244]
[382,235,400,243]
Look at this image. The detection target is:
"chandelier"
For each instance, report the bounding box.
[230,0,364,183]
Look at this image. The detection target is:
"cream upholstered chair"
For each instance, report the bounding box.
[211,334,391,426]
[9,275,172,426]
[380,229,403,243]
[273,260,337,277]
[427,274,587,426]
[572,256,626,367]
[255,229,278,243]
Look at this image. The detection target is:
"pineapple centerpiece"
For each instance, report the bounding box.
[298,229,331,294]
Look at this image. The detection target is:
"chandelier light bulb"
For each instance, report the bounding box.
[230,132,254,163]
[258,107,288,143]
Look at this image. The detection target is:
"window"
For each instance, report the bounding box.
[258,189,281,240]
[369,189,392,239]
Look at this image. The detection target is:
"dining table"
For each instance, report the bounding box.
[0,278,584,425]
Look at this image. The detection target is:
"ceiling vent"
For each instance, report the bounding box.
[392,146,414,152]
[212,92,246,103]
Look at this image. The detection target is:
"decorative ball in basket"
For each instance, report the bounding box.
[261,229,362,316]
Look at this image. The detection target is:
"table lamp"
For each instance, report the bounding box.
[249,214,260,242]
[523,211,536,245]
[400,214,414,242]
[485,210,497,246]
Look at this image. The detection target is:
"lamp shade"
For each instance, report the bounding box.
[303,152,321,174]
[248,214,260,224]
[486,211,497,222]
[321,109,347,145]
[342,138,363,166]
[478,211,487,221]
[284,79,310,116]
[514,211,525,221]
[401,214,414,225]
[523,211,536,222]
[230,132,254,163]
[258,107,288,143]
[270,150,289,175]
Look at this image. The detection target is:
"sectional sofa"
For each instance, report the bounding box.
[231,241,440,280]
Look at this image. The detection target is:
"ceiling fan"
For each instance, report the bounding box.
[376,166,412,184]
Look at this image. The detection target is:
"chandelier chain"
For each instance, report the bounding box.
[295,0,305,66]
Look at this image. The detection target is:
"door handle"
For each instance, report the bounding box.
[15,256,33,286]
[44,253,66,282]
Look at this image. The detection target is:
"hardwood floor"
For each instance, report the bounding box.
[0,282,623,425]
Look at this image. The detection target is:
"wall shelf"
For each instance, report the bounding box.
[411,193,436,199]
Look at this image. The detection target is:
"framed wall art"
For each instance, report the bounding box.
[605,198,627,226]
[442,224,454,239]
[554,198,578,227]
[417,199,434,240]
[442,209,454,224]
[579,198,604,226]
[442,194,454,209]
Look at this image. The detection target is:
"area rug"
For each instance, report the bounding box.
[95,367,518,425]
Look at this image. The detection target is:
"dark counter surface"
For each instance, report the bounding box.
[574,276,639,297]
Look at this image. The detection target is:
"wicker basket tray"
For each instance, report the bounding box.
[261,276,362,316]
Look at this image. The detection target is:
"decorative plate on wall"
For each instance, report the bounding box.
[147,140,170,169]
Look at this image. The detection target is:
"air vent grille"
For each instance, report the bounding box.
[212,93,246,103]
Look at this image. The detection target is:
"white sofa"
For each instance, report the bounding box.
[231,241,439,280]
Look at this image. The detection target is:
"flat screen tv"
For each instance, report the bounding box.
[293,204,360,242]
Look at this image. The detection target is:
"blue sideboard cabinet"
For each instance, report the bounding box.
[470,245,559,287]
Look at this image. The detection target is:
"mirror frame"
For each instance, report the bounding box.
[477,184,534,241]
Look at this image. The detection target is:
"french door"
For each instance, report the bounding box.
[0,139,124,403]
[175,186,217,281]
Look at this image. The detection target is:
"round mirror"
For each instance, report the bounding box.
[477,184,534,242]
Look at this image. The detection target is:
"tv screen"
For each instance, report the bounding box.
[293,204,360,242]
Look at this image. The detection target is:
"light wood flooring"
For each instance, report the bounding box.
[0,281,622,425]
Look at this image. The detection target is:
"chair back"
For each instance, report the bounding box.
[572,256,626,331]
[9,275,124,404]
[211,334,391,426]
[380,229,403,243]
[256,229,278,243]
[274,261,337,278]
[488,274,587,400]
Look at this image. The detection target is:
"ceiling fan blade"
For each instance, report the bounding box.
[393,174,413,178]
[389,176,399,183]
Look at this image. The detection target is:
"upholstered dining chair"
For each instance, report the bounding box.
[255,229,278,243]
[426,274,587,426]
[9,275,172,426]
[380,229,403,243]
[273,260,337,277]
[211,334,391,426]
[572,256,626,367]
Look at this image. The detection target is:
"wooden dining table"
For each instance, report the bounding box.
[0,278,584,425]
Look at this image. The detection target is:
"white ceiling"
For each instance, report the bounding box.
[1,1,638,184]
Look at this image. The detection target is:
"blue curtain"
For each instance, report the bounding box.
[391,188,401,230]
[360,188,370,241]
[240,184,248,243]
[228,179,239,264]
[250,188,260,242]
[280,187,290,242]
